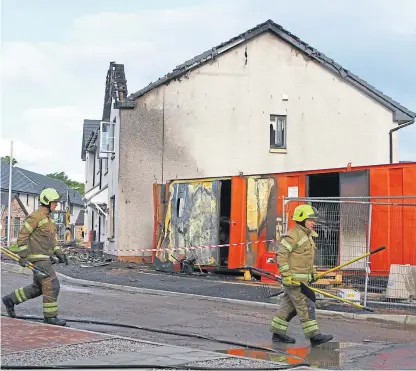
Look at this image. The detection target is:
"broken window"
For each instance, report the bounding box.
[270,115,287,149]
[176,197,185,218]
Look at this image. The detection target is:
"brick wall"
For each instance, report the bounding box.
[0,198,27,240]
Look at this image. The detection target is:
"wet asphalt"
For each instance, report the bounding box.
[54,260,364,313]
[2,268,416,369]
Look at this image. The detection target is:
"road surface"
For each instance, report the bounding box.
[2,270,415,369]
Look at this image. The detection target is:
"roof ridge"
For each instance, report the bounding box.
[15,168,39,188]
[122,18,415,121]
[10,166,84,204]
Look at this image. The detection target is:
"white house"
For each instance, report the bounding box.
[81,62,127,251]
[87,20,415,260]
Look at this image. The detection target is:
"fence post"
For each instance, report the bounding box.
[364,203,373,307]
[7,141,13,248]
[282,196,286,233]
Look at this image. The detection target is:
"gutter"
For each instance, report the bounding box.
[389,119,415,164]
[88,202,108,217]
[83,184,109,203]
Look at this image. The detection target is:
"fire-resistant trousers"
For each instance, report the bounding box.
[270,285,320,338]
[9,260,60,318]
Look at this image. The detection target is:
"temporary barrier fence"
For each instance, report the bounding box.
[283,196,416,313]
[58,239,275,254]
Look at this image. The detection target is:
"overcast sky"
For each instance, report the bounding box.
[1,0,415,182]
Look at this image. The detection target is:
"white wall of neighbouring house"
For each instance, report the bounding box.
[106,102,120,255]
[70,205,82,226]
[118,31,400,256]
[84,104,120,253]
[18,193,39,214]
[84,144,106,246]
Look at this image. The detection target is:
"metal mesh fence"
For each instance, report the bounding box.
[1,222,24,246]
[283,197,416,314]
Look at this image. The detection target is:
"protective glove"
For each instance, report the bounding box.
[309,273,318,284]
[282,275,300,287]
[18,257,27,267]
[56,252,69,265]
[309,266,319,283]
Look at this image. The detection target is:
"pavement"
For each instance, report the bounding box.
[2,317,312,369]
[2,263,416,369]
[53,260,416,316]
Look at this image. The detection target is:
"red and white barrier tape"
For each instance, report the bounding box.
[62,239,275,254]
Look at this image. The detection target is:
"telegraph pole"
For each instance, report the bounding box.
[7,140,13,247]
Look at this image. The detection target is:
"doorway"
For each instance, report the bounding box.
[308,172,340,197]
[307,172,340,268]
[219,180,232,266]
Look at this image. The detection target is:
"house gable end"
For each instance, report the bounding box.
[121,19,415,122]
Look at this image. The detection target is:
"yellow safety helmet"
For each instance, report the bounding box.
[292,204,319,222]
[40,188,61,206]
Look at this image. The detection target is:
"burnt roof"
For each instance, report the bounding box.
[121,19,415,122]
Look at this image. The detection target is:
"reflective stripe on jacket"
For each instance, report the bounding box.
[11,206,62,261]
[277,224,318,281]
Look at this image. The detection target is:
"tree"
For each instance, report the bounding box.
[46,171,85,195]
[1,156,18,166]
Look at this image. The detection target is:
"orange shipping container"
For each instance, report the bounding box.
[154,162,416,276]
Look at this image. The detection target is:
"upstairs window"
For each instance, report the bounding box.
[270,115,287,149]
[99,121,115,157]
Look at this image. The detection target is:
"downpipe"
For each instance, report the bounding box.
[389,119,414,163]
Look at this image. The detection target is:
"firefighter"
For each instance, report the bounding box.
[2,188,68,326]
[270,204,333,346]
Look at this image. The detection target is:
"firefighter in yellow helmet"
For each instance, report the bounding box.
[270,204,333,346]
[2,188,68,326]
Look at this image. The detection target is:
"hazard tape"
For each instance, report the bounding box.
[62,239,276,254]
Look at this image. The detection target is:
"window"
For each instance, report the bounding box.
[92,152,96,185]
[111,117,117,161]
[270,115,287,149]
[99,121,115,155]
[109,196,115,238]
[105,157,109,174]
[26,194,29,205]
[13,217,20,238]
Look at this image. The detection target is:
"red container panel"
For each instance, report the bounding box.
[260,252,280,283]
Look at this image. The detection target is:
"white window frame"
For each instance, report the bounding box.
[270,115,287,149]
[98,121,115,158]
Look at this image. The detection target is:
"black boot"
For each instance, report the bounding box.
[44,317,66,326]
[272,333,296,343]
[310,333,333,346]
[2,295,16,318]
